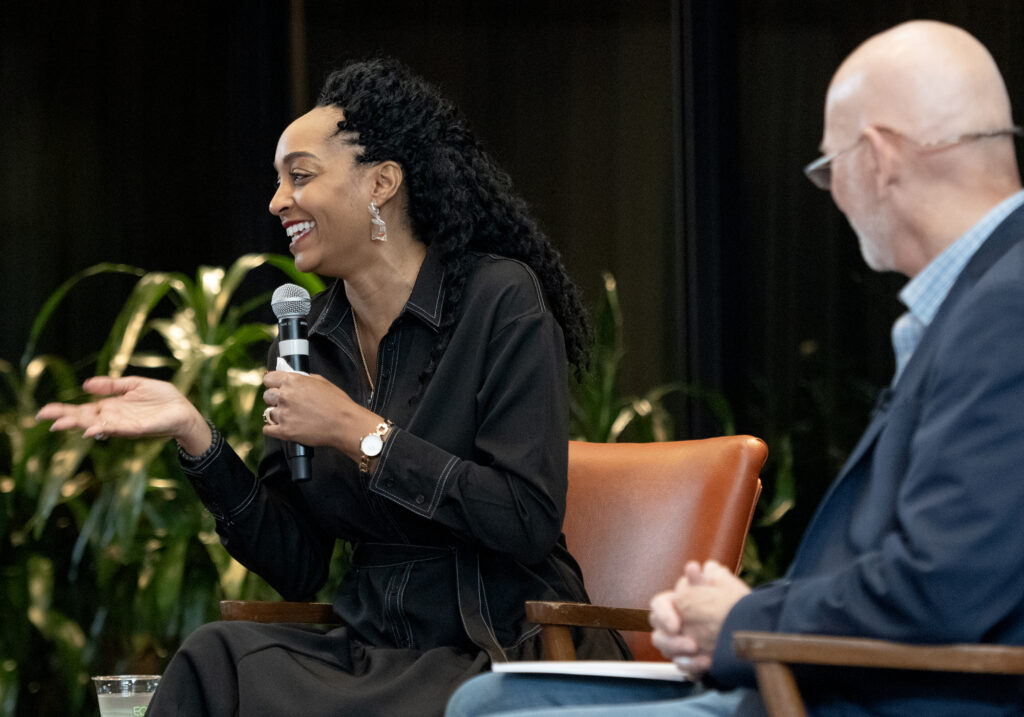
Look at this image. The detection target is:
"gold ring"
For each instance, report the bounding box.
[263,407,277,426]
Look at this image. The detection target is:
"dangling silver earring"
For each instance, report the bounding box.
[369,201,387,242]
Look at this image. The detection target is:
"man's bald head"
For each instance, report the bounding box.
[820,21,1021,277]
[826,20,1012,145]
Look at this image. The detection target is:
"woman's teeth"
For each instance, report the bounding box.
[286,221,315,242]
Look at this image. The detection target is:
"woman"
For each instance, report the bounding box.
[37,58,627,716]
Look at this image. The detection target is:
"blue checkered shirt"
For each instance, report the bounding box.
[891,189,1024,384]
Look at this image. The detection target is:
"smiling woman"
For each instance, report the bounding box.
[36,57,627,717]
[269,108,389,278]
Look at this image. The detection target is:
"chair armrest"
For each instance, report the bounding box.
[524,601,651,661]
[733,632,1024,717]
[733,631,1024,674]
[219,600,342,625]
[525,601,652,632]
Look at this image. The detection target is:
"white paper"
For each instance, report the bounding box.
[275,357,309,376]
[491,660,691,682]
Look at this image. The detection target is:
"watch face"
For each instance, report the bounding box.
[361,433,384,457]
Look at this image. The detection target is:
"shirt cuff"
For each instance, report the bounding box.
[709,581,790,688]
[177,419,221,466]
[366,428,461,518]
[178,421,258,524]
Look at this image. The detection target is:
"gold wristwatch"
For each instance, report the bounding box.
[359,420,393,473]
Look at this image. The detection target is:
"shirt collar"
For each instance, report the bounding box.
[309,247,447,336]
[899,189,1024,326]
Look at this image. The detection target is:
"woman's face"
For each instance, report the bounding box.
[269,106,371,276]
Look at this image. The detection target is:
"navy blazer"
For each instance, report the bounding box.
[712,203,1024,716]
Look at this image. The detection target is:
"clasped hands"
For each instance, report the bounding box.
[649,560,751,679]
[36,371,384,463]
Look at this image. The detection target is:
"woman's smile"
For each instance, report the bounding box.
[284,219,316,250]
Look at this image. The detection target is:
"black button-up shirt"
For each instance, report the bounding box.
[182,250,627,661]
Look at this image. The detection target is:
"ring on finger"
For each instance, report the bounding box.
[263,407,278,426]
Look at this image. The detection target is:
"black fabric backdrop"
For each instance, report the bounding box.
[3,0,1022,564]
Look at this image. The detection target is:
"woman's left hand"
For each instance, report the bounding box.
[262,371,383,461]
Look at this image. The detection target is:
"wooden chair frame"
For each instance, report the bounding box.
[220,600,339,624]
[733,631,1024,717]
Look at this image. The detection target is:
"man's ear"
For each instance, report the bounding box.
[862,126,899,197]
[369,161,404,206]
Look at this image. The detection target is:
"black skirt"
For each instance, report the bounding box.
[146,620,491,717]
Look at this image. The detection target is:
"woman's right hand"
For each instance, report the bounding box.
[35,376,212,455]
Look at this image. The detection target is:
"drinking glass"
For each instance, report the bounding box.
[91,675,161,717]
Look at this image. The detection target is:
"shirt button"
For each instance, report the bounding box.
[384,479,395,489]
[414,494,425,505]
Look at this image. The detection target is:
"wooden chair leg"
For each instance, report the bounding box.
[539,625,577,660]
[753,662,807,717]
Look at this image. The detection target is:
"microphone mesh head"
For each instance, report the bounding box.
[271,283,312,319]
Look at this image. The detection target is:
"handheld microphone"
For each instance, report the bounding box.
[271,283,313,482]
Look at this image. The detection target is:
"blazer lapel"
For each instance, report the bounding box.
[836,387,892,477]
[894,202,1024,392]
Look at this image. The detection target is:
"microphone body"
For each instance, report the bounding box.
[277,316,310,374]
[272,284,314,482]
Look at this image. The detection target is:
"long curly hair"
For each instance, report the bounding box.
[316,57,591,395]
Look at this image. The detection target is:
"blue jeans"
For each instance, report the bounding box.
[445,673,747,716]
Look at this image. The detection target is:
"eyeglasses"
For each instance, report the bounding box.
[803,125,1024,190]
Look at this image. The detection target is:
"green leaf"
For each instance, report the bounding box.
[214,254,274,327]
[148,535,189,632]
[262,254,326,295]
[29,434,93,538]
[19,355,81,414]
[758,434,795,527]
[21,264,146,372]
[95,273,189,377]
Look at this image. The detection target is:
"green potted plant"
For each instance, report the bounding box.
[0,254,325,716]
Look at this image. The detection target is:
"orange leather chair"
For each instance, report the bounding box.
[732,631,1024,717]
[525,436,766,661]
[222,436,767,664]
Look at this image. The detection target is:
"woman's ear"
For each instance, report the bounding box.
[369,161,404,206]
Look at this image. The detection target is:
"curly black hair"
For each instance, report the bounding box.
[316,57,591,396]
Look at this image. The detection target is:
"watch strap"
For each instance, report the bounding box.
[359,420,393,474]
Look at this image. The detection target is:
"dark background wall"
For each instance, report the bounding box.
[298,0,680,400]
[3,0,1023,561]
[1,1,291,364]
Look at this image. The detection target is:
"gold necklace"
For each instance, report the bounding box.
[352,312,375,393]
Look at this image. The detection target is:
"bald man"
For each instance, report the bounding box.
[445,20,1024,717]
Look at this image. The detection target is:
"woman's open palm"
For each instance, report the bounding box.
[36,376,204,442]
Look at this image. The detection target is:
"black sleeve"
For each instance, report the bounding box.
[180,424,333,601]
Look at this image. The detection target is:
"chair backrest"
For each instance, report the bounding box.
[565,436,766,661]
